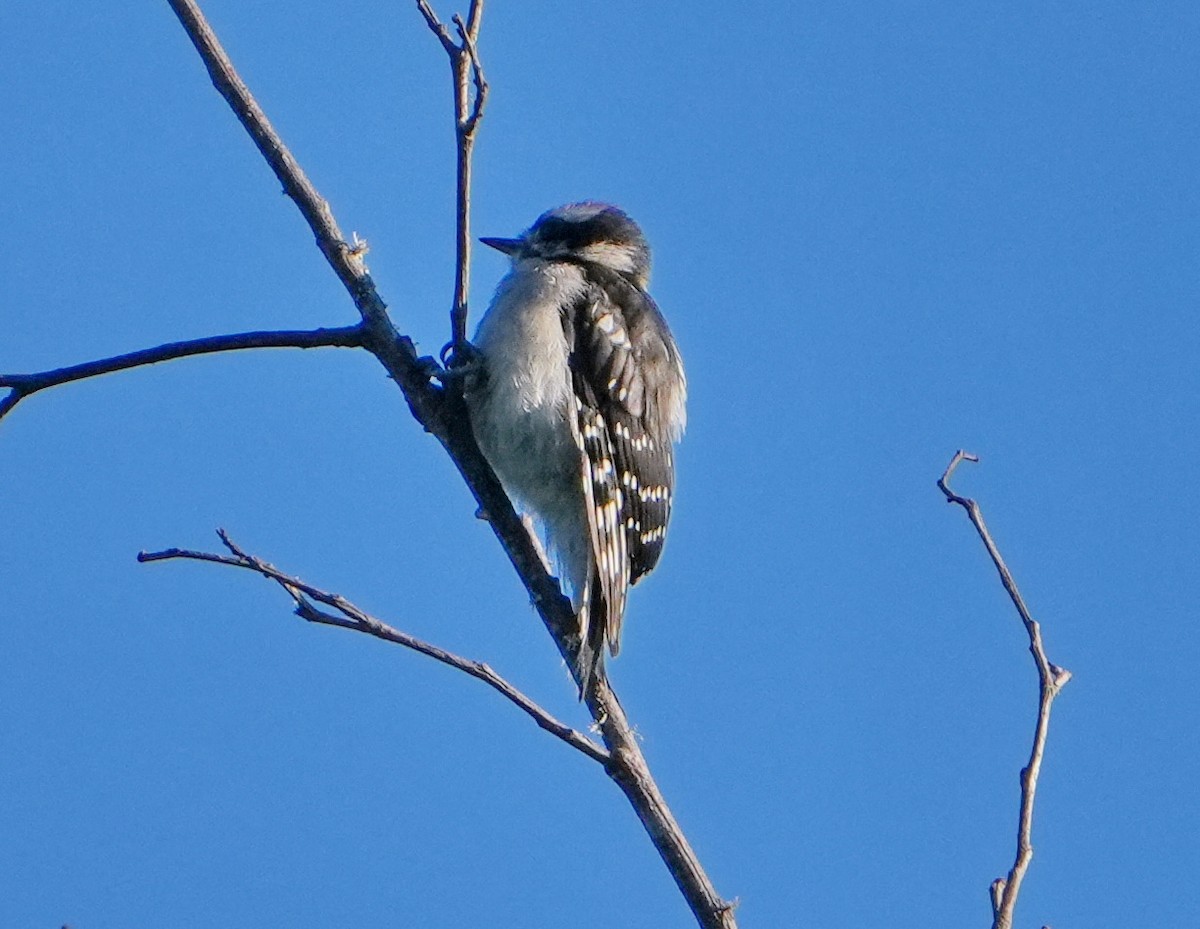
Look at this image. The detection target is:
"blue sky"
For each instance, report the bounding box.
[2,2,1198,927]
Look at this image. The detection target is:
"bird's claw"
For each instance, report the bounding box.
[441,338,483,371]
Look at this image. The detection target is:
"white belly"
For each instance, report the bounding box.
[467,260,589,546]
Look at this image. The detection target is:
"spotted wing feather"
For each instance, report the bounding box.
[566,271,682,677]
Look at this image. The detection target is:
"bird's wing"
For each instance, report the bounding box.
[565,273,680,671]
[571,273,681,587]
[567,365,629,690]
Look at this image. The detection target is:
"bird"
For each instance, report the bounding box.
[465,202,686,695]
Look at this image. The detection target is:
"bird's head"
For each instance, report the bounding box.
[481,202,651,287]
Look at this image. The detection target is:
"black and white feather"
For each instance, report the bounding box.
[466,202,686,694]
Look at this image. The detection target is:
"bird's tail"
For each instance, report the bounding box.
[575,579,609,699]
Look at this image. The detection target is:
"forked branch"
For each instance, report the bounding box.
[939,450,1072,929]
[139,531,609,765]
[416,0,489,352]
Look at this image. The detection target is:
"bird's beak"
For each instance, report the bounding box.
[480,236,523,256]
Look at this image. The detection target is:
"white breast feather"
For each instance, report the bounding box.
[468,260,593,597]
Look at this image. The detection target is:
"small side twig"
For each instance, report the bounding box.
[416,0,489,353]
[138,530,609,766]
[0,326,364,423]
[938,450,1072,929]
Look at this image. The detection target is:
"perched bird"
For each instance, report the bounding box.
[465,202,686,694]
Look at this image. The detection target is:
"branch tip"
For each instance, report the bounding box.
[938,449,1067,929]
[938,448,981,500]
[415,0,456,52]
[990,878,1006,915]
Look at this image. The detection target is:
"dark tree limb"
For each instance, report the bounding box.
[138,531,610,765]
[938,450,1072,929]
[0,327,364,422]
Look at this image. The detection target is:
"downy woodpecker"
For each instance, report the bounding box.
[466,202,686,694]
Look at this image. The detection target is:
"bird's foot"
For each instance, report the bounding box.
[440,338,484,375]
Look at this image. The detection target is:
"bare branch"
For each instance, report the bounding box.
[417,0,489,352]
[454,11,490,134]
[462,0,483,41]
[139,523,736,926]
[938,450,1072,929]
[589,678,739,929]
[138,532,610,766]
[0,326,363,423]
[415,0,457,54]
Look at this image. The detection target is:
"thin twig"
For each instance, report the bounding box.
[415,0,456,53]
[0,326,364,423]
[138,532,609,766]
[454,11,489,134]
[417,0,489,352]
[938,450,1072,929]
